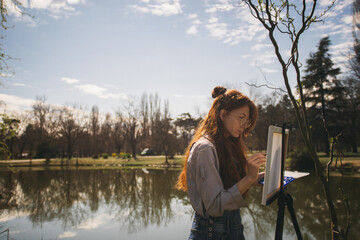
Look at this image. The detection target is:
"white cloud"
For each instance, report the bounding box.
[130,0,182,17]
[331,0,353,12]
[316,0,351,19]
[0,210,30,222]
[332,55,348,66]
[77,213,113,230]
[204,8,265,46]
[30,0,53,9]
[188,13,197,19]
[251,43,272,51]
[1,73,14,77]
[3,0,37,26]
[60,77,80,84]
[58,231,77,239]
[74,84,128,100]
[208,16,218,24]
[186,15,202,36]
[330,41,353,68]
[260,67,278,74]
[248,51,276,66]
[206,17,228,39]
[192,19,201,25]
[205,3,235,13]
[67,0,86,4]
[311,0,353,40]
[4,0,25,17]
[186,25,198,35]
[331,41,353,52]
[311,21,338,32]
[74,84,106,96]
[12,83,26,87]
[342,15,353,25]
[0,94,35,113]
[5,0,86,24]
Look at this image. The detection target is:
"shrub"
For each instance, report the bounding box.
[289,147,315,170]
[120,152,131,159]
[112,153,117,158]
[102,153,109,159]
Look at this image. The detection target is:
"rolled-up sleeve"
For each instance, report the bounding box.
[187,140,247,217]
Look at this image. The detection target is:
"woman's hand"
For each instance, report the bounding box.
[254,172,265,186]
[237,153,266,195]
[246,153,266,184]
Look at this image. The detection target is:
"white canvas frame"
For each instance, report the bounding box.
[261,125,289,206]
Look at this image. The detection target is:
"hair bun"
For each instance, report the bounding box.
[212,86,227,98]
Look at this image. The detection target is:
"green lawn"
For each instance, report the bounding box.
[1,152,359,169]
[0,155,185,167]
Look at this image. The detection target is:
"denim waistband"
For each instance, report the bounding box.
[197,209,240,219]
[194,209,242,232]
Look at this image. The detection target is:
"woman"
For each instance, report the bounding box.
[176,86,266,240]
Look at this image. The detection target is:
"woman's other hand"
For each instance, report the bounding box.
[254,172,265,186]
[246,153,266,184]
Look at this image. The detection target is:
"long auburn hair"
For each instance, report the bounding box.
[176,86,258,191]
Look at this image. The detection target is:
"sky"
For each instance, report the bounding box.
[0,0,355,118]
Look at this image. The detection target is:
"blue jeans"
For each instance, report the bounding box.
[188,209,245,240]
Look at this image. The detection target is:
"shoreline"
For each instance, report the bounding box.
[0,157,359,175]
[0,156,184,169]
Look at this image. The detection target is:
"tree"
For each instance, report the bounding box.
[0,1,30,77]
[174,112,201,153]
[340,78,360,153]
[148,93,161,153]
[139,93,150,149]
[248,93,296,151]
[152,100,177,164]
[340,0,360,153]
[241,1,344,239]
[57,105,85,162]
[32,96,50,142]
[124,101,141,160]
[89,106,100,158]
[113,111,125,155]
[12,114,32,159]
[349,0,360,79]
[99,113,112,155]
[32,96,58,161]
[0,113,19,159]
[302,36,341,155]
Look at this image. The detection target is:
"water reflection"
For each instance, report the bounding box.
[246,174,360,240]
[0,168,358,240]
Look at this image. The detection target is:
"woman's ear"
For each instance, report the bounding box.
[219,109,227,121]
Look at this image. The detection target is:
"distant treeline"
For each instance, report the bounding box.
[1,36,360,161]
[1,86,358,162]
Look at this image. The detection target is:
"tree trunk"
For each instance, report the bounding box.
[132,143,137,160]
[307,143,340,240]
[68,135,72,160]
[351,135,358,153]
[351,118,358,153]
[165,155,168,165]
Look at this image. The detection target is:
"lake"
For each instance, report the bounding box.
[0,168,358,240]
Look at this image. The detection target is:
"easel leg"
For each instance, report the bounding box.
[285,194,303,240]
[274,193,303,240]
[275,194,285,240]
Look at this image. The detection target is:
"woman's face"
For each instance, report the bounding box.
[220,105,250,138]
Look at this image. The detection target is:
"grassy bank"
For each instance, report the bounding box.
[1,153,359,170]
[0,155,185,168]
